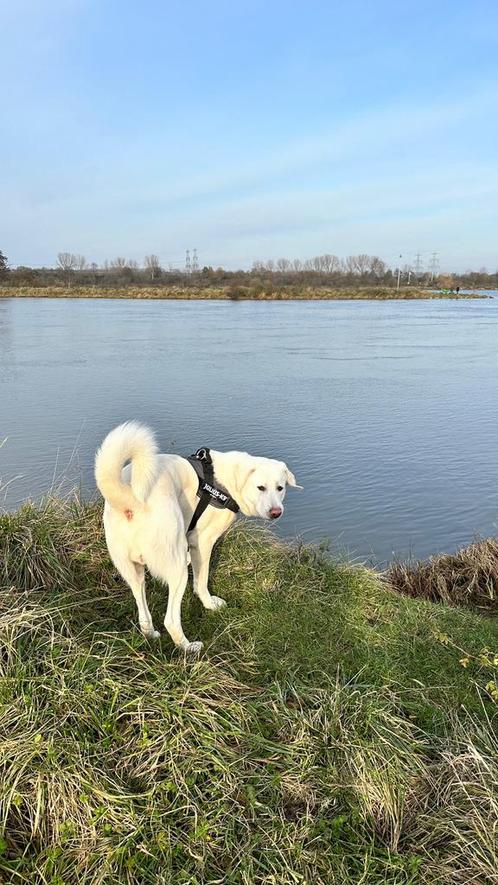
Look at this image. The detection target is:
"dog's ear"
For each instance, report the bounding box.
[235,462,256,492]
[285,466,303,489]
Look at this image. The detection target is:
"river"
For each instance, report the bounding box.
[1,294,497,564]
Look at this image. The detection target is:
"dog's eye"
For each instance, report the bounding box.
[277,485,283,492]
[257,485,266,492]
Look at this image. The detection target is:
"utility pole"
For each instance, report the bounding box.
[414,253,423,277]
[429,252,439,282]
[192,248,199,273]
[396,254,402,291]
[185,249,191,274]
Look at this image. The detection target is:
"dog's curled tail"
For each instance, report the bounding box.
[95,421,159,512]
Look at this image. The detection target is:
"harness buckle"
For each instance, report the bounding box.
[193,447,212,464]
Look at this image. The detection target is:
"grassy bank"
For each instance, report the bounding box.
[0,285,488,301]
[1,499,497,883]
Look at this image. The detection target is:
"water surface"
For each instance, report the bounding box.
[1,295,497,564]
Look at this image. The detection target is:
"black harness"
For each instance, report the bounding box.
[186,447,239,534]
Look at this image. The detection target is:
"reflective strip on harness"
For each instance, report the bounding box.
[186,448,239,534]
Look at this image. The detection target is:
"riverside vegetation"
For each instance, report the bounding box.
[1,247,492,300]
[0,497,497,884]
[1,248,497,295]
[0,286,487,301]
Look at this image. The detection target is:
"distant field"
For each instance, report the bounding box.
[0,285,488,300]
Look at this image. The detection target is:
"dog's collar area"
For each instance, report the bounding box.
[186,447,240,534]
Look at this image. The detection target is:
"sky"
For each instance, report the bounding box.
[1,0,498,272]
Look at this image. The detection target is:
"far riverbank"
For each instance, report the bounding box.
[0,285,489,301]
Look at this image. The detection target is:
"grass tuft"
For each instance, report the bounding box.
[387,536,498,614]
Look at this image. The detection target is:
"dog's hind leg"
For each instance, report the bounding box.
[162,560,202,655]
[111,553,159,639]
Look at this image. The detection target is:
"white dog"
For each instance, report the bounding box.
[95,422,300,653]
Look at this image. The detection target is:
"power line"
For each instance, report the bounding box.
[192,248,199,273]
[185,249,191,274]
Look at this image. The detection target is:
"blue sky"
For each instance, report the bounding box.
[2,0,498,272]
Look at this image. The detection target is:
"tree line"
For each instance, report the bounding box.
[0,249,497,291]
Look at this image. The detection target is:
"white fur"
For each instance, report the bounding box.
[95,422,301,653]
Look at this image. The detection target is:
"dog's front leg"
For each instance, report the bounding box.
[190,532,226,612]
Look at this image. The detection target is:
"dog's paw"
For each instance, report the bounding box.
[141,625,160,640]
[207,595,226,611]
[182,640,204,656]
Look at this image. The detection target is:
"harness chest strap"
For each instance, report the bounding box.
[186,447,239,534]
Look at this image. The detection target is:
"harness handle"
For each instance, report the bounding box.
[193,447,212,465]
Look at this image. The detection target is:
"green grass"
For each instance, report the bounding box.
[1,499,497,883]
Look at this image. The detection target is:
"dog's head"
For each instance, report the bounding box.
[234,455,302,520]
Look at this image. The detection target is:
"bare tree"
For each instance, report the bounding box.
[109,257,136,282]
[292,258,302,272]
[369,256,387,278]
[75,255,87,271]
[323,254,340,273]
[362,256,374,274]
[351,254,371,275]
[144,254,161,280]
[57,252,78,286]
[276,258,291,272]
[57,252,77,271]
[110,257,128,270]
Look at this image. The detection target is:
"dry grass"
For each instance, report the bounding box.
[387,537,498,614]
[0,285,486,301]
